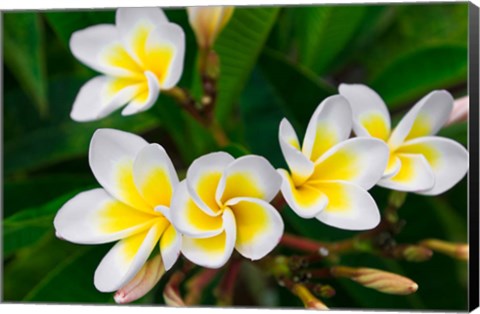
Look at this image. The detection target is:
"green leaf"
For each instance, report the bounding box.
[259,48,335,127]
[44,11,115,48]
[4,174,95,217]
[214,7,280,124]
[292,6,367,74]
[4,13,48,116]
[359,4,468,79]
[240,69,291,169]
[23,244,114,303]
[370,45,468,109]
[4,232,113,303]
[4,78,159,176]
[438,121,468,147]
[3,191,82,256]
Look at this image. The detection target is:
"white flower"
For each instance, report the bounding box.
[339,84,469,195]
[54,129,182,292]
[187,6,234,49]
[170,152,283,268]
[278,95,389,230]
[69,8,185,121]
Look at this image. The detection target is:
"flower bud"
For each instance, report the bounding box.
[187,6,234,49]
[163,271,186,307]
[292,284,329,310]
[114,255,165,304]
[331,266,418,295]
[447,96,468,126]
[401,245,433,262]
[420,239,469,261]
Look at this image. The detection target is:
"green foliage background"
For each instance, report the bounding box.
[2,3,469,309]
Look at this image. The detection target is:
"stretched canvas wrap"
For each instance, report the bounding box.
[2,1,479,312]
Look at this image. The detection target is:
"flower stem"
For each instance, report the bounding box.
[209,120,230,147]
[280,233,355,255]
[215,259,242,305]
[185,268,220,305]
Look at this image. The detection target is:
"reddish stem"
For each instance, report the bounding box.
[216,259,242,305]
[280,233,354,255]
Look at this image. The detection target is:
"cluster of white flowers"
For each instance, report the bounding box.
[54,7,469,303]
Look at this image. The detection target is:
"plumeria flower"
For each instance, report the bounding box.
[170,152,283,268]
[339,84,469,195]
[187,6,234,49]
[54,129,182,292]
[277,95,389,230]
[69,8,185,121]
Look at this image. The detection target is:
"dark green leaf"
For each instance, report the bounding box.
[214,7,280,123]
[293,5,367,74]
[259,48,335,127]
[4,78,159,176]
[4,13,48,116]
[370,45,468,109]
[3,191,83,256]
[44,11,115,48]
[4,174,95,217]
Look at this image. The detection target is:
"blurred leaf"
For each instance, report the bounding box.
[360,4,468,78]
[45,11,115,48]
[214,7,280,124]
[4,13,48,116]
[3,191,81,256]
[259,48,335,127]
[438,122,468,147]
[4,235,75,301]
[4,174,95,217]
[4,78,158,176]
[370,45,467,108]
[240,69,290,169]
[325,6,396,76]
[293,5,367,74]
[23,244,113,303]
[223,143,251,158]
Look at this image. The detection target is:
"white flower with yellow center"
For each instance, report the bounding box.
[187,6,234,49]
[54,129,182,292]
[170,152,283,268]
[69,8,185,121]
[278,95,389,230]
[339,84,469,195]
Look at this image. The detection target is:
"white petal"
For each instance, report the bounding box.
[397,136,468,195]
[94,222,166,292]
[226,197,284,260]
[121,71,160,116]
[186,152,234,215]
[216,155,281,204]
[89,129,151,212]
[69,24,133,77]
[278,169,328,219]
[70,76,137,122]
[315,181,380,230]
[388,90,454,149]
[378,154,435,192]
[54,189,157,244]
[278,118,314,186]
[116,7,169,64]
[170,181,224,238]
[181,208,236,269]
[310,138,389,190]
[339,83,391,140]
[302,95,352,162]
[133,143,178,208]
[160,225,182,271]
[145,23,185,89]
